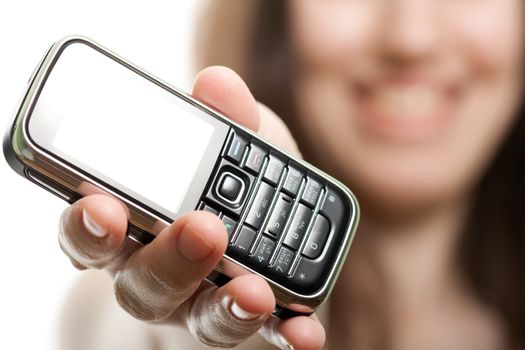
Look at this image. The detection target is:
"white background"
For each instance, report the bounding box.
[0,1,201,348]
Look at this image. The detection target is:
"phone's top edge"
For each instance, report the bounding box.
[53,34,94,48]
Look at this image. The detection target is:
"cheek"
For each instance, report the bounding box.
[446,0,524,71]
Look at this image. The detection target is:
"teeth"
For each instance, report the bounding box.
[375,86,440,120]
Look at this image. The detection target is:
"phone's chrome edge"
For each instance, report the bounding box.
[5,34,360,313]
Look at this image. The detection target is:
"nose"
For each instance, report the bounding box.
[379,0,440,65]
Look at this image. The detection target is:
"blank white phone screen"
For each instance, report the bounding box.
[38,43,215,213]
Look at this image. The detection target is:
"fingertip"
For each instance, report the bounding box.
[192,66,260,131]
[59,194,130,269]
[78,194,128,242]
[156,211,228,267]
[222,275,276,316]
[180,211,229,255]
[279,316,326,350]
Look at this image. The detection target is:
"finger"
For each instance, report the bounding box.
[113,211,228,322]
[192,66,260,131]
[259,314,326,350]
[192,66,302,157]
[58,194,130,270]
[185,274,275,348]
[257,102,302,158]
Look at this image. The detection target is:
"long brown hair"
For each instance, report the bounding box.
[196,1,525,347]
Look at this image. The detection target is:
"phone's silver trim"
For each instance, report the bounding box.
[4,35,360,312]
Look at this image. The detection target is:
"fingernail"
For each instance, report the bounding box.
[277,335,293,350]
[229,300,259,321]
[177,222,215,262]
[82,209,107,238]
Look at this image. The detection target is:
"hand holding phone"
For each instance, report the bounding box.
[3,36,358,349]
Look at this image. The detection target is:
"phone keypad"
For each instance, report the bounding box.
[198,128,351,295]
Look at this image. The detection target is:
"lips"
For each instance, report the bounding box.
[352,79,461,141]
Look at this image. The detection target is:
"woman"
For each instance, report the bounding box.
[60,1,524,349]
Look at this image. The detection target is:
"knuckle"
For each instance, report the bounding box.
[186,290,266,348]
[114,268,160,321]
[114,265,196,322]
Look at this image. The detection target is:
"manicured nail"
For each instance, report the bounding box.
[82,209,108,238]
[229,300,259,321]
[277,335,293,350]
[177,222,215,262]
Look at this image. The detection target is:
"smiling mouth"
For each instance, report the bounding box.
[351,79,463,141]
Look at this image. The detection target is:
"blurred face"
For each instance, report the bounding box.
[289,0,524,214]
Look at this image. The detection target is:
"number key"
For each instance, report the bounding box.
[282,163,304,197]
[283,204,312,250]
[228,226,257,260]
[264,193,292,238]
[249,236,276,271]
[303,214,330,259]
[245,182,275,229]
[269,246,295,280]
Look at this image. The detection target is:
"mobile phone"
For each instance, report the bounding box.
[3,36,359,318]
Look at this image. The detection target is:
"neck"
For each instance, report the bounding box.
[328,196,473,348]
[356,197,469,297]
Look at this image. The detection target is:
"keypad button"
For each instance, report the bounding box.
[221,215,237,241]
[283,204,312,250]
[282,163,304,197]
[245,182,275,229]
[288,257,326,294]
[249,236,276,271]
[269,246,295,280]
[303,215,330,259]
[217,172,245,203]
[301,176,323,207]
[244,143,267,174]
[225,130,248,164]
[199,202,220,216]
[228,225,257,259]
[320,186,348,235]
[264,193,292,239]
[205,159,255,216]
[263,154,285,186]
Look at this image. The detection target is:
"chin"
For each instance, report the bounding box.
[345,156,474,219]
